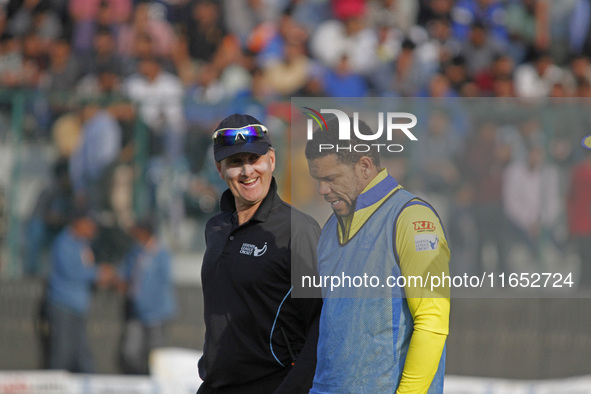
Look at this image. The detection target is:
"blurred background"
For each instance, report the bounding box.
[0,0,591,392]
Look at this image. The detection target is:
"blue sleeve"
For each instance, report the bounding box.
[52,235,97,283]
[134,249,176,322]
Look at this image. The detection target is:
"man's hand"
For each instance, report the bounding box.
[97,264,116,288]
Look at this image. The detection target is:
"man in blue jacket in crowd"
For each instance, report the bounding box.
[46,209,114,373]
[117,218,177,375]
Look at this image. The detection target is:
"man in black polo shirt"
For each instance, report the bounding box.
[197,114,322,393]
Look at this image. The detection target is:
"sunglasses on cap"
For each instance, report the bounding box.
[212,124,269,146]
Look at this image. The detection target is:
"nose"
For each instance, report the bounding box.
[317,181,330,196]
[241,163,254,177]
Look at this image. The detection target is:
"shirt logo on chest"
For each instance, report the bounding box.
[240,242,268,257]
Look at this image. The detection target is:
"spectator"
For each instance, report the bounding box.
[572,54,591,83]
[492,75,515,97]
[417,0,453,26]
[70,0,130,53]
[374,24,403,66]
[210,38,252,101]
[577,76,591,97]
[0,33,24,88]
[20,30,47,86]
[366,0,419,33]
[119,32,162,77]
[24,158,75,276]
[78,27,126,78]
[446,182,478,277]
[51,112,82,158]
[514,49,563,97]
[32,4,63,46]
[295,64,328,97]
[75,65,135,158]
[223,0,280,46]
[264,37,311,96]
[184,0,227,63]
[417,16,462,73]
[69,100,122,210]
[451,0,509,44]
[460,22,504,77]
[562,54,591,93]
[186,64,227,109]
[442,56,470,93]
[76,63,123,102]
[460,121,512,275]
[500,118,545,164]
[505,0,550,62]
[69,0,131,25]
[170,33,200,87]
[415,109,462,199]
[285,0,332,34]
[503,144,561,261]
[117,218,176,375]
[567,149,591,288]
[253,9,308,68]
[423,73,457,97]
[45,209,115,373]
[6,0,61,40]
[458,79,481,96]
[124,54,186,240]
[311,7,377,76]
[123,55,184,158]
[322,55,368,97]
[541,0,574,64]
[474,54,515,94]
[45,37,80,93]
[117,2,176,58]
[374,37,428,96]
[44,37,80,123]
[231,66,275,120]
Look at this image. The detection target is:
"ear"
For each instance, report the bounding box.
[357,156,373,179]
[215,161,225,180]
[268,149,276,172]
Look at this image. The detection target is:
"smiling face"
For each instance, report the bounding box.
[216,150,275,211]
[308,154,368,217]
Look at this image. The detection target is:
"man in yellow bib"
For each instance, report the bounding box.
[305,116,450,393]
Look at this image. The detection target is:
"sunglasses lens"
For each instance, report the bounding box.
[214,125,267,146]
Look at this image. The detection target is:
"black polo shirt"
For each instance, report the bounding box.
[198,178,322,393]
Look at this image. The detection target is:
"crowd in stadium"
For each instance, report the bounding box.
[1,0,591,102]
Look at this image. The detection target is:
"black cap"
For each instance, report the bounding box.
[213,114,271,162]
